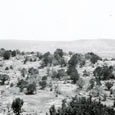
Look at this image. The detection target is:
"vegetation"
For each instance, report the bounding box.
[0,74,9,85]
[12,98,24,115]
[39,80,47,89]
[85,52,102,64]
[105,82,113,90]
[67,66,79,84]
[3,50,11,60]
[49,96,115,115]
[93,66,114,80]
[26,83,36,95]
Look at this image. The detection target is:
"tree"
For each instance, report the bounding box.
[54,48,64,58]
[49,96,115,115]
[28,67,39,75]
[39,80,47,89]
[26,83,36,95]
[3,50,11,60]
[85,52,102,64]
[68,54,81,67]
[76,78,85,89]
[105,82,113,90]
[93,66,114,80]
[11,98,24,115]
[12,50,17,57]
[17,79,28,92]
[42,52,53,66]
[67,66,79,84]
[0,74,9,85]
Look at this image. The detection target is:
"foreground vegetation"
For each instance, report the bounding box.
[0,48,115,115]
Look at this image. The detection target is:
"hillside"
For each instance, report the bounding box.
[0,39,115,58]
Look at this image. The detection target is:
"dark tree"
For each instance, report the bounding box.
[12,50,17,57]
[0,74,9,85]
[54,48,64,58]
[67,66,79,84]
[12,98,24,115]
[26,83,36,95]
[49,96,115,115]
[3,50,11,60]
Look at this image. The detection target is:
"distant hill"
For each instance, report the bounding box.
[0,39,115,58]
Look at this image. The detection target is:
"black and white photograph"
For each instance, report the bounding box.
[0,0,115,115]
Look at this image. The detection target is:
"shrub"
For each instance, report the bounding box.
[54,48,64,58]
[57,69,66,80]
[87,78,95,91]
[49,96,115,115]
[42,52,53,66]
[67,66,79,84]
[42,76,47,80]
[39,80,47,89]
[59,57,67,67]
[17,79,28,92]
[3,50,11,60]
[0,74,9,85]
[76,78,85,89]
[26,83,36,95]
[20,68,27,77]
[105,82,113,90]
[28,67,39,75]
[11,98,24,115]
[68,53,81,67]
[5,67,9,70]
[12,50,17,57]
[93,66,114,80]
[85,52,102,64]
[51,70,58,79]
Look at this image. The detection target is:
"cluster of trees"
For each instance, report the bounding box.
[0,49,17,60]
[49,96,115,115]
[85,52,102,64]
[67,54,80,83]
[93,65,114,80]
[17,79,36,94]
[41,49,66,67]
[51,69,67,80]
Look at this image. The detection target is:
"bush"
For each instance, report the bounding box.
[67,66,79,84]
[12,50,17,57]
[76,78,85,89]
[5,67,9,70]
[93,66,114,80]
[20,68,27,77]
[39,80,47,89]
[28,67,39,75]
[57,69,66,80]
[105,82,113,90]
[54,48,64,58]
[42,52,53,66]
[42,76,47,80]
[51,70,58,79]
[85,52,102,64]
[49,96,115,115]
[26,83,36,95]
[12,98,24,115]
[87,78,95,91]
[17,79,28,92]
[68,53,81,67]
[0,74,9,85]
[3,50,11,60]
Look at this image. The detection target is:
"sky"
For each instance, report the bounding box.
[0,0,115,41]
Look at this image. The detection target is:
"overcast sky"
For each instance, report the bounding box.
[0,0,115,41]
